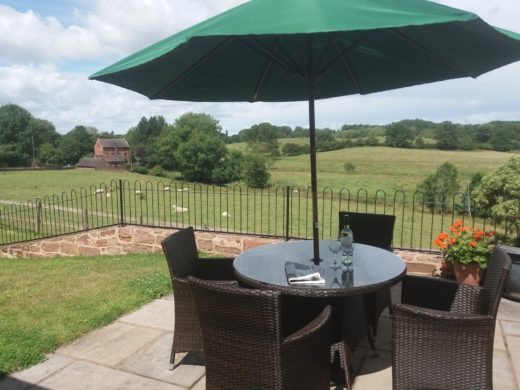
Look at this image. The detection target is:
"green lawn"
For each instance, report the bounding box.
[0,253,171,376]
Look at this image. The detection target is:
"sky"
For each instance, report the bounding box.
[1,0,520,135]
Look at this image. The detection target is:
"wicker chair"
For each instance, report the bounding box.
[338,211,396,336]
[392,246,512,390]
[161,227,235,369]
[188,276,333,390]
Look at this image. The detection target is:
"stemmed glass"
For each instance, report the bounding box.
[328,237,342,270]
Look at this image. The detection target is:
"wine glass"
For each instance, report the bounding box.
[328,237,341,270]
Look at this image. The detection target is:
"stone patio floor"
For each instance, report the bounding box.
[1,287,519,390]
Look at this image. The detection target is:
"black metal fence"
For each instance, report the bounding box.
[0,179,515,251]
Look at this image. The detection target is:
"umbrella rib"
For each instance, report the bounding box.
[238,36,306,80]
[314,33,340,75]
[333,41,362,94]
[150,37,233,99]
[390,28,475,78]
[252,40,280,101]
[316,31,370,80]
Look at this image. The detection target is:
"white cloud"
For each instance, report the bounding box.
[0,0,519,135]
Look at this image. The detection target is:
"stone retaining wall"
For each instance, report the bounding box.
[0,225,441,275]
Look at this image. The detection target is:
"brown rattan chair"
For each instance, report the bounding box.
[161,227,235,369]
[188,276,333,390]
[392,245,512,389]
[338,211,396,336]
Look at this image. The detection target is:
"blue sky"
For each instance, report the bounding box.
[0,0,520,134]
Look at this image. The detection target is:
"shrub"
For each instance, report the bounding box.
[243,154,270,188]
[473,156,520,242]
[148,165,168,178]
[131,165,149,175]
[343,162,356,173]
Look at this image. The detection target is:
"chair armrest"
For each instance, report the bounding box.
[393,303,493,323]
[283,305,332,344]
[401,274,461,310]
[195,257,235,280]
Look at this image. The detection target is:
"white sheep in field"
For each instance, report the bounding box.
[106,193,111,198]
[164,187,170,192]
[134,190,146,200]
[95,188,105,194]
[172,204,189,213]
[222,211,231,217]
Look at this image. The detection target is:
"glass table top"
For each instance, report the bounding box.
[233,240,406,296]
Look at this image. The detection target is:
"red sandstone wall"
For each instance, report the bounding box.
[0,226,441,275]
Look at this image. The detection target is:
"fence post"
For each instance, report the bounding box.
[34,201,42,234]
[285,186,290,241]
[119,179,125,226]
[82,208,89,230]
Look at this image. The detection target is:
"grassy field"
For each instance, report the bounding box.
[269,145,516,193]
[0,147,516,249]
[0,147,516,202]
[0,253,171,376]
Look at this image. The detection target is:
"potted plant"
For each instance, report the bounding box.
[434,220,495,286]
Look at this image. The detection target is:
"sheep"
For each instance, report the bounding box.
[106,193,111,198]
[222,211,231,217]
[164,186,170,192]
[95,188,105,194]
[172,204,189,213]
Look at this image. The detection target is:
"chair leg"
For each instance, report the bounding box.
[334,341,352,390]
[366,328,377,355]
[169,341,176,370]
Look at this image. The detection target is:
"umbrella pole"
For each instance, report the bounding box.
[308,85,322,263]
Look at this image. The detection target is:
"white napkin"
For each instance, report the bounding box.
[288,272,325,284]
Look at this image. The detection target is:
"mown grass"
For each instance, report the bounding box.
[0,253,171,376]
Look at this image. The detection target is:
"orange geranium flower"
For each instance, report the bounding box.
[433,220,495,268]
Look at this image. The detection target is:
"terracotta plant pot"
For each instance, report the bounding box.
[453,262,486,286]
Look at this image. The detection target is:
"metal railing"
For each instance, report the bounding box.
[0,179,515,251]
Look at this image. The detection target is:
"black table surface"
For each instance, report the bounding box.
[233,240,406,297]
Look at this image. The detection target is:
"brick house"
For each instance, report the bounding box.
[94,139,131,167]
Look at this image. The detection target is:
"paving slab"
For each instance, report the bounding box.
[118,333,205,388]
[36,360,184,390]
[493,350,518,390]
[57,322,163,366]
[0,354,73,390]
[496,322,507,351]
[118,298,175,331]
[352,350,392,390]
[505,335,520,388]
[502,320,520,337]
[498,299,520,322]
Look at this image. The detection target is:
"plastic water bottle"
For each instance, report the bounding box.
[340,214,354,268]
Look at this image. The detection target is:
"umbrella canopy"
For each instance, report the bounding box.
[90,0,520,262]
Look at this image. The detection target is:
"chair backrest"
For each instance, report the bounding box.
[161,227,199,279]
[188,277,283,388]
[339,211,396,251]
[481,245,512,317]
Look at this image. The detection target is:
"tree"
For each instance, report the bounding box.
[57,125,96,164]
[126,115,168,166]
[473,157,520,242]
[243,154,270,188]
[176,132,227,182]
[0,104,32,145]
[212,150,244,184]
[435,121,459,150]
[384,122,415,148]
[417,162,460,212]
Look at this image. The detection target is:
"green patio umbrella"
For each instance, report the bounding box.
[90,0,520,263]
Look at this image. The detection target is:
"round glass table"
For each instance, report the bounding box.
[233,240,406,297]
